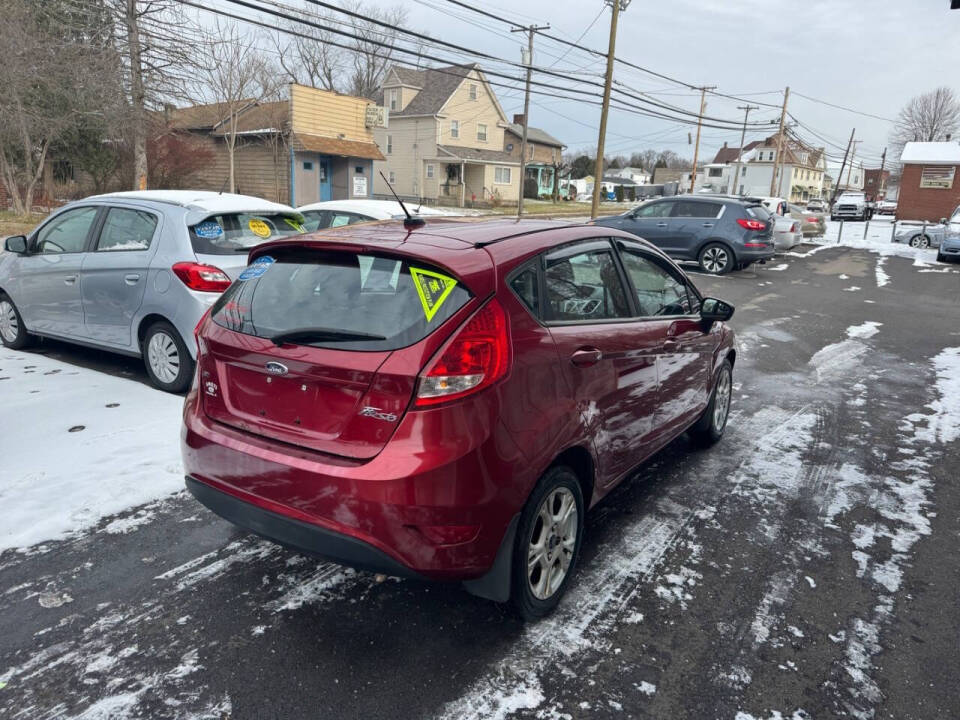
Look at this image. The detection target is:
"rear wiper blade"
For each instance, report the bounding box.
[269,327,387,346]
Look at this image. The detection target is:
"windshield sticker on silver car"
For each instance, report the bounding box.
[194,220,223,239]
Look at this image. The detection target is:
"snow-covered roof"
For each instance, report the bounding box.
[87,190,296,215]
[900,141,960,165]
[297,199,454,218]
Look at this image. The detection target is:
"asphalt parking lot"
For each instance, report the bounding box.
[1,239,959,719]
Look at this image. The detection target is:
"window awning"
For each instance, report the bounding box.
[291,133,385,161]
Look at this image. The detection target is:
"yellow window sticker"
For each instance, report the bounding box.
[248,218,272,238]
[283,217,306,233]
[410,267,457,322]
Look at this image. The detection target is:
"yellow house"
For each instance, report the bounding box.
[373,64,521,206]
[162,84,385,205]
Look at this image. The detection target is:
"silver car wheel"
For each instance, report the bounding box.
[0,300,19,343]
[702,247,728,273]
[713,368,731,431]
[527,487,578,600]
[910,235,930,249]
[147,331,180,384]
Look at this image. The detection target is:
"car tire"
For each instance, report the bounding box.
[0,293,33,350]
[937,251,946,263]
[142,320,194,393]
[909,234,930,249]
[511,465,585,621]
[688,359,733,447]
[699,243,735,275]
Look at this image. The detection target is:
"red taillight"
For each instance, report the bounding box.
[172,262,232,292]
[415,298,510,406]
[790,223,797,232]
[744,242,767,248]
[806,217,818,223]
[737,218,767,231]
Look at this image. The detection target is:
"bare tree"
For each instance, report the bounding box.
[271,9,345,91]
[196,19,277,194]
[890,87,960,158]
[0,0,119,214]
[346,3,409,99]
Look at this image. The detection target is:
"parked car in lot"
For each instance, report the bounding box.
[0,191,305,392]
[590,195,775,274]
[787,203,826,237]
[893,221,945,249]
[875,200,897,215]
[831,192,870,221]
[805,198,826,212]
[298,199,454,230]
[182,218,737,619]
[772,215,802,251]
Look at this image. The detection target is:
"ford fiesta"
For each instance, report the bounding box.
[182,218,736,619]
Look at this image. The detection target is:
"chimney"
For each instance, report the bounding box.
[513,114,526,125]
[947,133,953,142]
[723,141,728,149]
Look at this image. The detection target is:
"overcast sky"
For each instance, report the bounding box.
[352,0,960,168]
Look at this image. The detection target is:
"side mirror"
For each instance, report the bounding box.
[940,218,948,225]
[4,235,27,254]
[701,297,734,323]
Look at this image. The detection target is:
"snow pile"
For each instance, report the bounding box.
[903,347,960,444]
[0,351,184,552]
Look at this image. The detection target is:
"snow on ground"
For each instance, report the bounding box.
[0,350,184,552]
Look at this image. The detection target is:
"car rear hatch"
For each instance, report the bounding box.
[743,203,775,243]
[198,245,475,459]
[188,211,310,280]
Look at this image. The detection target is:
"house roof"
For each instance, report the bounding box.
[900,141,960,165]
[384,64,478,117]
[209,101,288,135]
[610,166,649,175]
[292,133,385,161]
[504,124,565,148]
[436,145,518,164]
[165,100,256,130]
[713,141,761,164]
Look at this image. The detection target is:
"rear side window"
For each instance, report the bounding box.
[544,247,631,321]
[211,251,471,351]
[510,267,540,316]
[96,208,158,251]
[189,212,306,254]
[671,201,722,218]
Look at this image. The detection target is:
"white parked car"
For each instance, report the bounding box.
[297,200,455,230]
[772,215,802,251]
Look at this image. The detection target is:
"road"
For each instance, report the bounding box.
[1,240,959,719]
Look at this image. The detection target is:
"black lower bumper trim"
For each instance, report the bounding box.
[185,476,419,579]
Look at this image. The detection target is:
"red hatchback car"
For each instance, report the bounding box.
[182,218,736,619]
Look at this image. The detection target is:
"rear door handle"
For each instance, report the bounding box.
[702,223,714,227]
[124,273,141,284]
[570,347,603,368]
[63,275,77,285]
[656,222,669,227]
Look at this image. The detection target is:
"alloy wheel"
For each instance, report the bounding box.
[0,300,19,343]
[713,368,731,431]
[147,331,180,384]
[526,487,578,600]
[702,247,728,273]
[910,235,930,249]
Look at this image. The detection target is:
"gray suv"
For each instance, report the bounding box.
[0,191,304,392]
[591,195,775,274]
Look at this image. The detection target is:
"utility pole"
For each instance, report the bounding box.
[769,86,790,197]
[732,104,758,195]
[846,140,862,189]
[878,146,887,199]
[512,22,550,217]
[830,128,855,206]
[689,86,717,193]
[590,0,629,220]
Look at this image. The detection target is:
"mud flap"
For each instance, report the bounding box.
[462,514,520,603]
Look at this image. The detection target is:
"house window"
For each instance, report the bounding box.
[426,164,435,179]
[920,166,955,189]
[386,135,392,154]
[450,120,459,139]
[708,167,723,177]
[494,166,511,184]
[469,84,478,100]
[388,171,396,184]
[302,161,313,171]
[389,89,398,111]
[477,123,487,142]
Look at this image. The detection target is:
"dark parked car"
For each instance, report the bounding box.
[590,195,775,274]
[182,218,736,619]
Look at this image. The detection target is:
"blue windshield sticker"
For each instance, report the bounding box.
[238,255,275,281]
[194,220,223,239]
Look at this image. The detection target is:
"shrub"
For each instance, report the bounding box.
[614,185,625,203]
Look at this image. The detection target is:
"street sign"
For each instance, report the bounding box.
[365,105,389,129]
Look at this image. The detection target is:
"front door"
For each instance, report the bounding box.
[619,199,674,249]
[666,199,725,259]
[17,205,100,337]
[616,241,715,439]
[294,154,320,206]
[542,240,664,485]
[81,206,160,348]
[319,158,332,201]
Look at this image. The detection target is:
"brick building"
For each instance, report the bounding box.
[896,142,960,221]
[863,168,891,202]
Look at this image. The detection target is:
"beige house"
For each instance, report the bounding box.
[373,64,521,206]
[163,84,385,206]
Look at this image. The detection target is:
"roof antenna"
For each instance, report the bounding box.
[379,171,424,228]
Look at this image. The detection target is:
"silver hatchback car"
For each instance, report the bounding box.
[0,191,305,391]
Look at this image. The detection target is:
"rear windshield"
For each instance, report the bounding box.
[745,204,771,221]
[189,212,306,255]
[211,250,472,351]
[300,209,378,231]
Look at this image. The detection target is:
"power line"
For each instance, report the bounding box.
[791,91,896,124]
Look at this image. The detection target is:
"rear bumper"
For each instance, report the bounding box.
[737,243,776,262]
[186,475,420,578]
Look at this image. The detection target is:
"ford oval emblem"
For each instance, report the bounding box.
[265,361,288,376]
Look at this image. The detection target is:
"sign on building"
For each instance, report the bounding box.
[365,105,389,129]
[353,175,368,197]
[919,166,955,189]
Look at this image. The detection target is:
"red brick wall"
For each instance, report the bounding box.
[896,164,960,222]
